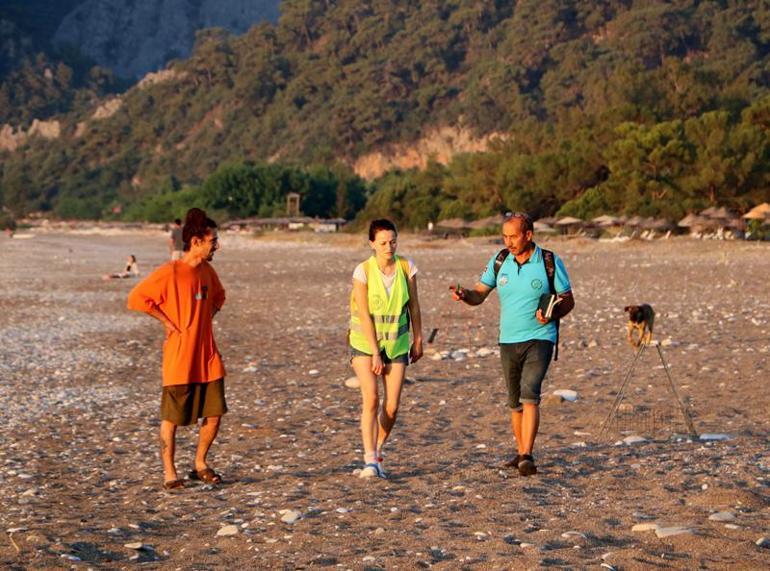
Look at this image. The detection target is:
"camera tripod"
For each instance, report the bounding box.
[598,341,698,438]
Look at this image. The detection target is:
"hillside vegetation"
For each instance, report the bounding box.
[1,0,769,225]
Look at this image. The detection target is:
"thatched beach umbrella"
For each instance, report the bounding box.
[555,216,584,226]
[677,214,699,228]
[625,215,645,228]
[436,218,471,229]
[592,214,622,227]
[679,214,718,231]
[533,221,556,233]
[743,202,770,220]
[642,217,674,230]
[468,215,502,229]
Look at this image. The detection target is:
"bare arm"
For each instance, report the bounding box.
[352,278,384,374]
[450,282,493,306]
[406,275,423,363]
[145,305,180,336]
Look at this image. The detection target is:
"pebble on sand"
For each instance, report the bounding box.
[552,389,578,402]
[756,537,770,549]
[216,525,239,537]
[699,433,732,441]
[654,526,693,538]
[280,510,302,524]
[631,523,659,532]
[619,435,647,445]
[708,511,735,522]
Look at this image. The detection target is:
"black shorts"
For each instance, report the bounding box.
[160,378,227,426]
[500,341,553,410]
[350,347,409,365]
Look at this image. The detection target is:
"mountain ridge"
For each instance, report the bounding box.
[1,0,769,222]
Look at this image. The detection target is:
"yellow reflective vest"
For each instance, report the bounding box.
[349,255,410,358]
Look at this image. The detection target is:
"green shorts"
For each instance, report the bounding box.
[160,378,227,426]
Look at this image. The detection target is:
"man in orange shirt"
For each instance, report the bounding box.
[128,208,227,489]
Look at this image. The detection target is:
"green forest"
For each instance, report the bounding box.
[1,0,769,227]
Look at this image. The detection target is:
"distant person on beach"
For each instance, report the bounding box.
[349,219,424,478]
[450,212,574,476]
[169,218,183,260]
[128,208,227,490]
[102,254,140,280]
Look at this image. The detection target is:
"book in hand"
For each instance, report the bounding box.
[538,293,562,320]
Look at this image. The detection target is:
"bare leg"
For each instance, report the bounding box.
[377,363,406,452]
[520,403,540,455]
[160,420,178,483]
[353,357,379,460]
[511,409,524,454]
[194,416,221,472]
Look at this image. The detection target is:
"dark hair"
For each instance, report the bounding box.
[503,211,534,233]
[129,254,136,263]
[174,218,181,225]
[183,208,217,251]
[368,218,397,241]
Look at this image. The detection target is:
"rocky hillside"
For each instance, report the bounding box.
[1,0,769,221]
[54,0,280,78]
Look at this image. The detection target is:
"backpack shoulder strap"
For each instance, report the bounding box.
[541,249,556,293]
[493,248,509,279]
[541,249,560,361]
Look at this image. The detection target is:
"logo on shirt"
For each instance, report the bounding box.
[531,279,543,290]
[370,294,384,311]
[498,274,509,286]
[195,286,208,301]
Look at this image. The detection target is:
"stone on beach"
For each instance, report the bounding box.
[552,389,578,402]
[655,526,694,538]
[280,510,302,524]
[708,511,735,522]
[344,376,360,389]
[699,433,731,441]
[216,525,239,537]
[632,523,659,532]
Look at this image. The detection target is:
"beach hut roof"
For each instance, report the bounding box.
[536,216,558,225]
[592,214,622,226]
[701,206,733,219]
[678,214,701,227]
[680,215,719,229]
[468,215,502,229]
[555,216,584,226]
[625,215,645,227]
[533,221,555,232]
[436,217,470,229]
[743,202,770,220]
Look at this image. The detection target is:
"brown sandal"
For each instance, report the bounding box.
[163,479,185,490]
[189,468,222,484]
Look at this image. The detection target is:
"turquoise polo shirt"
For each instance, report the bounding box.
[480,245,572,344]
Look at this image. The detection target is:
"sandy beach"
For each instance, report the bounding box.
[0,230,768,569]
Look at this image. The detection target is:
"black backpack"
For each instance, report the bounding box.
[493,247,560,361]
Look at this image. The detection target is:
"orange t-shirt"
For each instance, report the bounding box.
[128,260,226,386]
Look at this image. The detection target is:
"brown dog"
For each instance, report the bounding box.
[624,304,655,347]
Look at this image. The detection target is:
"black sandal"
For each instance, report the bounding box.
[163,479,185,490]
[518,454,537,476]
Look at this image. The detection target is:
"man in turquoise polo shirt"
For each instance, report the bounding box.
[451,212,574,476]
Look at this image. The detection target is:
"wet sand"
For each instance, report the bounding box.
[0,230,769,569]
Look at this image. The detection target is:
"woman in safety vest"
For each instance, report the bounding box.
[349,219,423,478]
